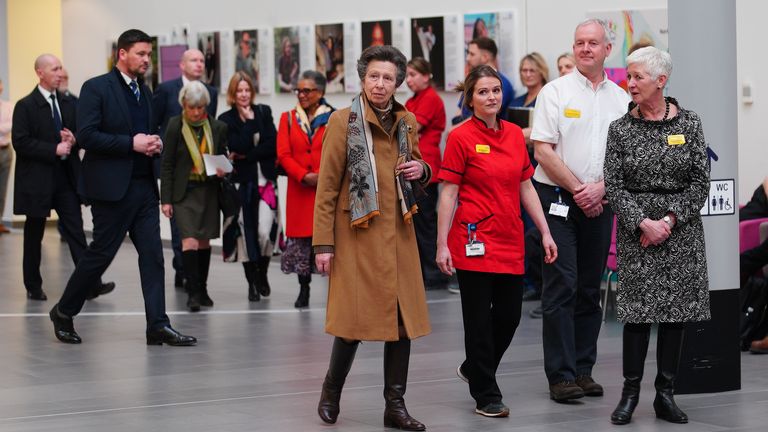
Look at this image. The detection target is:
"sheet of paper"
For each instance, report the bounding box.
[203,154,233,176]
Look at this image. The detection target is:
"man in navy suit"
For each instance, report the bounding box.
[12,54,115,302]
[49,29,196,346]
[152,48,218,288]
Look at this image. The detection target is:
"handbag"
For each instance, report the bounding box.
[218,175,241,218]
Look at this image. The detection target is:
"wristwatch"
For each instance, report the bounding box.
[663,215,674,228]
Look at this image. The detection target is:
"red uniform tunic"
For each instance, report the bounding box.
[438,116,534,274]
[405,86,446,184]
[276,109,327,237]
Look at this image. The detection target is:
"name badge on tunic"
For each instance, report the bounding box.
[465,223,486,257]
[475,144,491,154]
[564,108,581,118]
[667,134,686,146]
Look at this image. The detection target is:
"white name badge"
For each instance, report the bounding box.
[465,242,486,257]
[549,202,570,218]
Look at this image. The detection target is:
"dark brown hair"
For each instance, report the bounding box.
[407,57,432,76]
[455,64,502,112]
[469,37,498,59]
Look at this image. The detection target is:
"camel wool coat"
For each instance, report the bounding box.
[313,97,432,341]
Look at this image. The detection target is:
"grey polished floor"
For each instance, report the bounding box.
[0,226,766,432]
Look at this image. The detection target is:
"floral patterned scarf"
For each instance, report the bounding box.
[346,94,418,228]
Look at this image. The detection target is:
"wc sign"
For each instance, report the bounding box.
[700,179,735,216]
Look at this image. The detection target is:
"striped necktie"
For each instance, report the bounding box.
[129,80,140,101]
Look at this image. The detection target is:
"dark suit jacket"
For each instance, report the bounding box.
[152,77,218,136]
[218,104,277,183]
[76,68,157,202]
[12,87,81,217]
[160,116,228,203]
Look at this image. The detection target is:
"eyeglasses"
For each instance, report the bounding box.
[294,88,318,95]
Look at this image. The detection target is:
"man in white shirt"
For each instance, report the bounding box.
[531,19,630,402]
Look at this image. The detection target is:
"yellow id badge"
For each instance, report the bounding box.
[564,108,581,118]
[667,135,686,146]
[475,144,491,154]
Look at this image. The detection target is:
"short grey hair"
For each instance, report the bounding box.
[299,70,327,94]
[574,18,610,44]
[178,80,210,107]
[356,45,407,87]
[626,46,672,81]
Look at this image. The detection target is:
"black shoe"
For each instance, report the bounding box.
[549,381,585,402]
[257,256,271,297]
[200,290,214,307]
[529,305,543,319]
[575,375,604,396]
[457,363,469,383]
[146,326,197,346]
[49,305,81,344]
[174,272,185,289]
[654,391,688,424]
[187,293,201,312]
[475,402,510,417]
[522,289,541,301]
[86,281,116,300]
[27,289,48,301]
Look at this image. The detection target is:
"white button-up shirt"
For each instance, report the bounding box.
[531,68,630,186]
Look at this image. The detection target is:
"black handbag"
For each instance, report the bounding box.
[218,176,241,218]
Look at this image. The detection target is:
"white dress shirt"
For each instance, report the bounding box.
[531,68,630,186]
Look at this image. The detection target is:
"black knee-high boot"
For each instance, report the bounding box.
[318,337,360,424]
[383,338,426,431]
[198,248,213,307]
[294,274,310,308]
[243,262,259,301]
[653,323,689,424]
[611,323,651,425]
[257,256,271,297]
[182,250,201,312]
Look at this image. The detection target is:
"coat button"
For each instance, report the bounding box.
[307,149,311,154]
[307,165,312,170]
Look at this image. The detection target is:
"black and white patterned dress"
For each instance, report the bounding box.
[604,98,711,323]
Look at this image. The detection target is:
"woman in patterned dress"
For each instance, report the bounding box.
[604,46,710,425]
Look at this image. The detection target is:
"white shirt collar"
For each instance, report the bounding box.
[37,85,56,101]
[573,67,608,90]
[119,70,137,86]
[181,75,191,87]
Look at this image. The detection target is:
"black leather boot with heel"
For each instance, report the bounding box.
[653,323,689,424]
[611,323,651,425]
[318,337,360,424]
[383,338,426,431]
[243,262,259,301]
[294,274,310,308]
[182,250,201,312]
[198,248,213,307]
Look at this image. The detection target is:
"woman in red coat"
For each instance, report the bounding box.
[277,70,335,308]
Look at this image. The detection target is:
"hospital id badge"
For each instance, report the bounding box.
[549,202,569,218]
[466,242,486,257]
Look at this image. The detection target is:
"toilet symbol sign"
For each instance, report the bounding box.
[700,179,734,216]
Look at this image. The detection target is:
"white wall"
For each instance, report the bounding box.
[736,0,768,202]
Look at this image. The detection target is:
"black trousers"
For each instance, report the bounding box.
[22,169,102,292]
[414,183,447,286]
[58,178,170,330]
[456,269,523,407]
[537,183,612,384]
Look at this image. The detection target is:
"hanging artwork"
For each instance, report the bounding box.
[361,20,392,48]
[274,26,301,93]
[234,29,260,92]
[411,16,445,90]
[197,31,221,90]
[316,23,345,93]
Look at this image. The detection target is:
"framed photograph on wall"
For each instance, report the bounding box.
[197,31,221,90]
[411,16,445,90]
[316,23,345,93]
[361,20,392,48]
[274,26,300,93]
[234,29,260,92]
